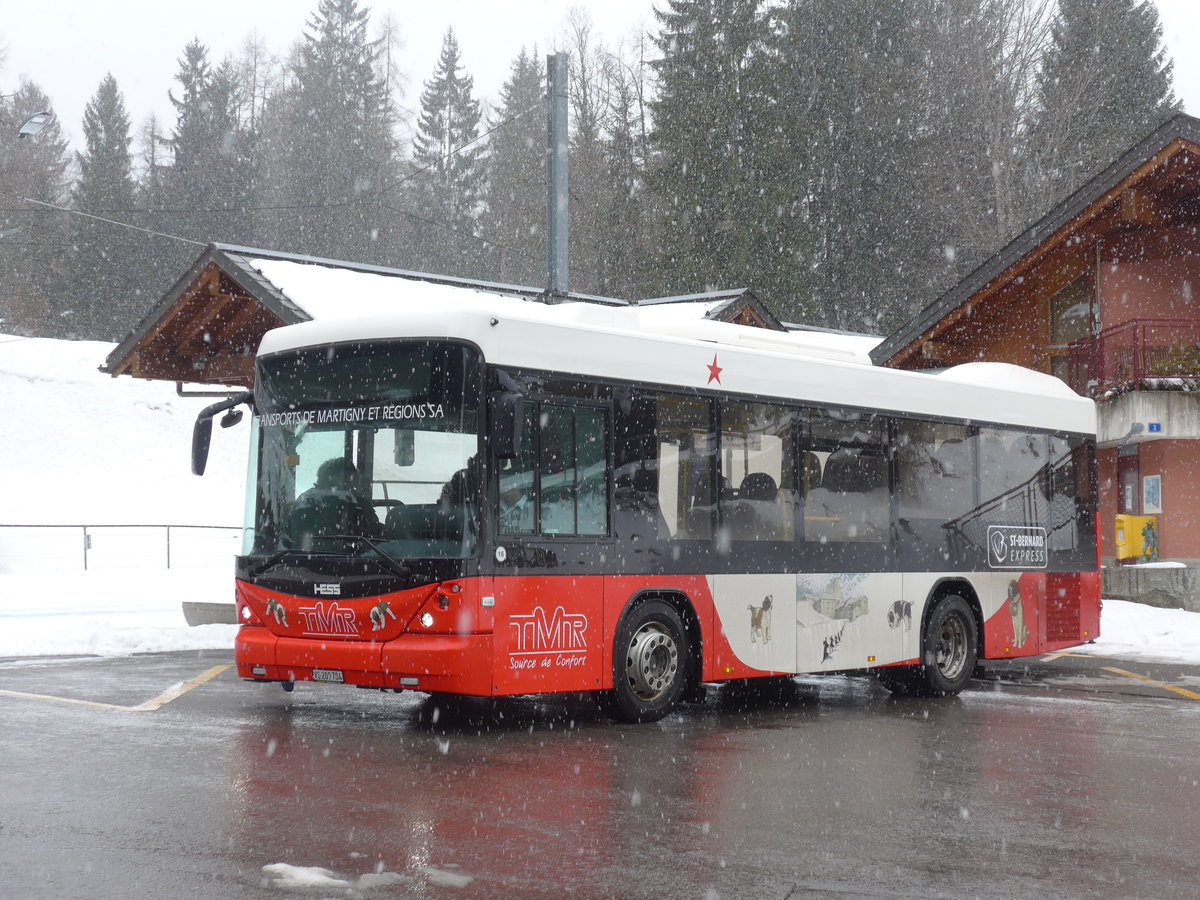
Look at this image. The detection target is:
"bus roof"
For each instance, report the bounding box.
[253,259,1094,436]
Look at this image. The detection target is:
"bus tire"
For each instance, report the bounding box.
[879,594,977,697]
[606,600,688,723]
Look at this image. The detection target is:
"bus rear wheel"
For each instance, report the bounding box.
[606,600,688,723]
[879,594,977,698]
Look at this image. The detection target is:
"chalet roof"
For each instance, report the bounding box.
[102,245,794,388]
[870,113,1200,368]
[638,288,786,331]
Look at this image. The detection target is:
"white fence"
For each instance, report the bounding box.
[0,525,242,575]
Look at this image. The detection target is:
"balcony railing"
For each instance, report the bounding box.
[1067,318,1200,395]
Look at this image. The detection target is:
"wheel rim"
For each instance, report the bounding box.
[624,622,680,702]
[933,611,969,681]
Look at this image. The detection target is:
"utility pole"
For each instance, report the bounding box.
[546,52,569,297]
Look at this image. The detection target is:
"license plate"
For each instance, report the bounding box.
[312,668,344,683]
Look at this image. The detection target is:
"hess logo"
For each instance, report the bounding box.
[314,583,341,596]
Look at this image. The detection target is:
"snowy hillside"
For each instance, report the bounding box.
[0,333,249,526]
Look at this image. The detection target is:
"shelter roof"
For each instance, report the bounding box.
[101,244,628,387]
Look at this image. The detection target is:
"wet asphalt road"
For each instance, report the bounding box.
[1,649,1198,899]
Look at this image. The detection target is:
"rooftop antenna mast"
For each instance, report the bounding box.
[546,52,569,299]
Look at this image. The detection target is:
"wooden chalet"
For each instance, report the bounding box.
[873,113,1200,564]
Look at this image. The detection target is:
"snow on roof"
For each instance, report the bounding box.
[250,257,882,365]
[935,362,1082,400]
[250,258,512,320]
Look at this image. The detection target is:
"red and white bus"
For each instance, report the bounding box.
[194,291,1099,722]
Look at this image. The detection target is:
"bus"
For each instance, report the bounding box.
[192,292,1099,722]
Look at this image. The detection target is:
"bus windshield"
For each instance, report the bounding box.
[248,341,481,561]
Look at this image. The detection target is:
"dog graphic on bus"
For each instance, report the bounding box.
[887,599,913,632]
[749,595,773,644]
[1008,580,1029,648]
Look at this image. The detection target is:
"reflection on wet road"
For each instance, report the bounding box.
[1,652,1198,898]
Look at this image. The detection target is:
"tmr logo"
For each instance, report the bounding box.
[298,601,357,636]
[509,605,588,654]
[314,583,341,596]
[987,525,1048,569]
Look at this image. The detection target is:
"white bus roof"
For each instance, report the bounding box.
[252,258,1095,436]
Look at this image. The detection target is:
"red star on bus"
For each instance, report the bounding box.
[707,353,723,384]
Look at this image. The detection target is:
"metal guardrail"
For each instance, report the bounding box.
[0,524,241,574]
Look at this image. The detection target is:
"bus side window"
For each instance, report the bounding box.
[895,421,973,558]
[653,394,714,540]
[718,400,796,541]
[503,403,609,537]
[498,405,537,534]
[804,411,887,543]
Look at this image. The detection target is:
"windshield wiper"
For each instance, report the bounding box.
[245,547,335,580]
[318,534,413,580]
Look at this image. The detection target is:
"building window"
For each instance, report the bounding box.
[1049,276,1093,381]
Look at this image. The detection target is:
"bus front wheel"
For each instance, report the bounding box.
[606,600,688,723]
[879,594,977,698]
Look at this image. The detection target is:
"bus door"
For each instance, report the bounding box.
[490,400,610,696]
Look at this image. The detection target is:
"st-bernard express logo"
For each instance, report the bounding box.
[987,525,1048,569]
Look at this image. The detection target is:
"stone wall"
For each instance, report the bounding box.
[1102,564,1200,612]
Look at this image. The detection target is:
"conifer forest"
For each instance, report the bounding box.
[0,0,1181,341]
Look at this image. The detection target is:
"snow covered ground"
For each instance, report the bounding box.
[0,333,245,657]
[1,333,1198,665]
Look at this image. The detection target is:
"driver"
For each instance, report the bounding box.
[290,457,382,541]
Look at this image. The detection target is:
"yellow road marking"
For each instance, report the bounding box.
[1102,666,1200,700]
[1042,650,1114,661]
[0,664,231,712]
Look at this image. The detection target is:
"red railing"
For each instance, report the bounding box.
[1067,318,1200,395]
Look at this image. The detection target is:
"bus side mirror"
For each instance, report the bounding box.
[192,417,214,476]
[490,391,526,459]
[192,391,253,476]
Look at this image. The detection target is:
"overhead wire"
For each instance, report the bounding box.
[4,99,546,253]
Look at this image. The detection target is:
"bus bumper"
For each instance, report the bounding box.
[235,626,495,695]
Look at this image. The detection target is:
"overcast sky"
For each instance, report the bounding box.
[0,0,657,150]
[2,1,1198,151]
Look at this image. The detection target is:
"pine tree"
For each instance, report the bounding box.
[480,47,545,286]
[875,0,1019,329]
[408,28,486,277]
[750,0,915,328]
[593,35,658,300]
[68,74,146,340]
[147,39,256,283]
[740,0,1029,332]
[648,0,763,297]
[267,0,398,262]
[0,81,71,336]
[1029,0,1178,209]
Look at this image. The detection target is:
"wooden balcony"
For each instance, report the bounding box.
[1067,318,1200,396]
